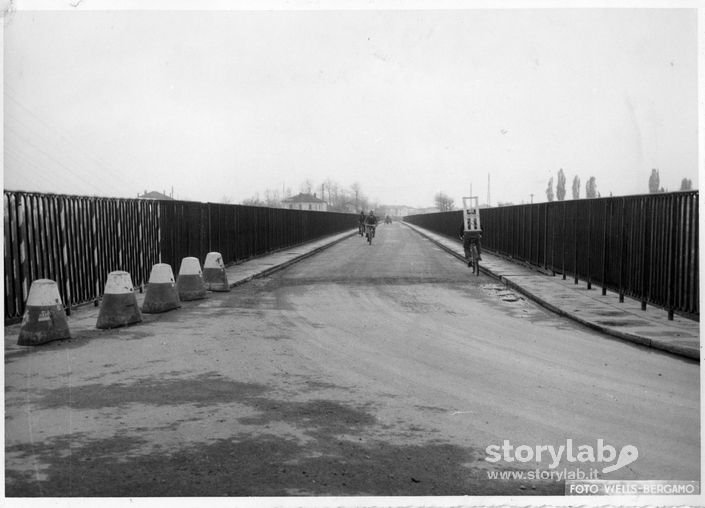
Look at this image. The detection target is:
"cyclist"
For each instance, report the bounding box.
[458,222,483,267]
[358,211,366,236]
[365,210,378,239]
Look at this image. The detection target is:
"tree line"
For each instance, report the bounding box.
[545,169,598,201]
[546,168,694,202]
[648,168,693,193]
[236,179,377,213]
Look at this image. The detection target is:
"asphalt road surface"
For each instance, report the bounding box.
[5,221,699,497]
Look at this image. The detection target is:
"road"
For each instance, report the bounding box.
[5,221,699,497]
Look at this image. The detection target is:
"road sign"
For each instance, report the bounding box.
[462,196,481,232]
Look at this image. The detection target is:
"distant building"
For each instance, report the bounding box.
[281,192,328,211]
[339,201,358,213]
[138,190,173,200]
[406,207,440,215]
[385,206,411,218]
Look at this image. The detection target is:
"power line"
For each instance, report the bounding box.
[4,99,129,190]
[4,118,127,196]
[4,124,110,196]
[6,142,104,196]
[4,87,138,197]
[5,145,77,193]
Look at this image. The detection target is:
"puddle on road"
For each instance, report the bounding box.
[474,283,581,332]
[480,284,524,303]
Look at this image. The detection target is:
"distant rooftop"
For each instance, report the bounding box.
[281,192,326,204]
[138,190,173,200]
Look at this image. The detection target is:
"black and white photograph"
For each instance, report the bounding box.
[3,1,701,506]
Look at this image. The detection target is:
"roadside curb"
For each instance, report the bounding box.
[499,278,699,361]
[403,222,699,361]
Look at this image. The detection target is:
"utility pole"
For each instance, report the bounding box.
[487,173,490,208]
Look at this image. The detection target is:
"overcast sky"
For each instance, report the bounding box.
[3,3,700,208]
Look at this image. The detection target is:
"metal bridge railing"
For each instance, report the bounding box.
[4,190,356,323]
[405,191,699,320]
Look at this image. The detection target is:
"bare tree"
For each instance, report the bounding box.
[350,182,363,211]
[264,188,281,207]
[324,178,336,205]
[300,179,314,194]
[242,193,264,206]
[434,192,455,212]
[546,176,554,202]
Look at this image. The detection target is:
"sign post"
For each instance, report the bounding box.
[462,196,481,232]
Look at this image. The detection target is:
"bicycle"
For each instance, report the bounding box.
[460,232,481,276]
[365,224,376,245]
[466,242,480,276]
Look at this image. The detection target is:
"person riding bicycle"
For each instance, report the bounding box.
[365,210,378,238]
[458,222,483,266]
[358,211,366,236]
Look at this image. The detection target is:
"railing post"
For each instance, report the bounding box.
[573,203,578,285]
[543,204,548,270]
[601,199,608,296]
[586,200,592,290]
[562,201,566,280]
[208,203,212,253]
[91,199,100,302]
[667,194,678,320]
[117,201,123,269]
[529,206,533,264]
[640,198,650,311]
[17,196,29,311]
[549,204,555,275]
[59,198,72,315]
[512,207,517,259]
[689,193,699,314]
[618,198,626,303]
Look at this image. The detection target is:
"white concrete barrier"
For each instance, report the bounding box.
[96,271,143,329]
[142,263,181,313]
[17,279,71,346]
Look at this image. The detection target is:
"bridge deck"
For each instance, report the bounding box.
[406,223,699,361]
[5,226,699,361]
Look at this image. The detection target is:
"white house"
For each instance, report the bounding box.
[281,192,328,211]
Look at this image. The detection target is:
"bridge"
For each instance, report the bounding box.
[4,190,699,323]
[4,201,700,496]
